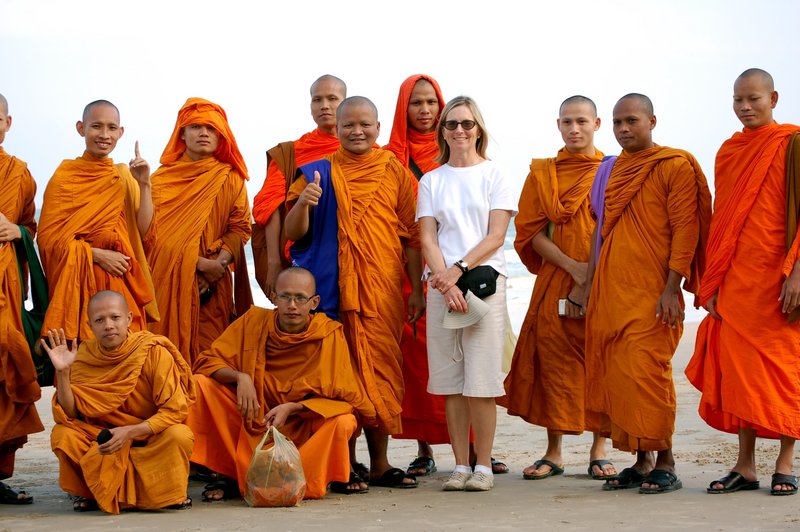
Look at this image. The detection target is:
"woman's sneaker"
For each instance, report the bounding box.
[465,471,494,491]
[442,471,471,491]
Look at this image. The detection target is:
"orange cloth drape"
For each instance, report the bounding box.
[384,74,448,443]
[148,147,252,365]
[287,148,420,434]
[188,307,374,497]
[686,123,800,440]
[585,146,711,452]
[252,129,340,225]
[384,74,445,171]
[0,147,43,478]
[38,153,157,341]
[51,331,195,513]
[503,148,606,434]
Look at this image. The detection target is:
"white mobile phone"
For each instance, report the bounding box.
[558,299,567,316]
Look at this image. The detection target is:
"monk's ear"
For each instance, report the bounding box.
[375,121,380,135]
[76,120,86,137]
[649,114,657,130]
[310,295,320,311]
[594,117,601,131]
[118,126,124,139]
[771,90,779,109]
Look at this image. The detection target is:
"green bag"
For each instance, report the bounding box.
[14,226,53,387]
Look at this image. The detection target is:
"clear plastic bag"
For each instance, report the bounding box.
[244,426,307,507]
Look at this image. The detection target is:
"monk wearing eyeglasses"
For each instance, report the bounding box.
[251,75,346,302]
[583,93,711,494]
[146,98,252,366]
[284,96,423,489]
[186,267,376,500]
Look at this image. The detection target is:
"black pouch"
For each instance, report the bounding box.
[456,265,499,299]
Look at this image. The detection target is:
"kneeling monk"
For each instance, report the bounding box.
[187,267,377,500]
[42,290,195,514]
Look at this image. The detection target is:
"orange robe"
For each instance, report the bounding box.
[686,123,800,439]
[0,147,44,479]
[252,129,340,226]
[384,74,449,443]
[38,152,157,341]
[188,307,376,498]
[503,148,605,434]
[585,146,711,452]
[287,147,420,434]
[147,98,252,365]
[51,331,195,514]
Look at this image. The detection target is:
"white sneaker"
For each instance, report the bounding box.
[465,471,494,491]
[442,471,471,491]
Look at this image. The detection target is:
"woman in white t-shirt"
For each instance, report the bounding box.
[416,96,517,492]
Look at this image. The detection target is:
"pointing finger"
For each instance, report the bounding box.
[135,140,141,159]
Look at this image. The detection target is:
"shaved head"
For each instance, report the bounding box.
[276,266,317,294]
[0,94,8,115]
[87,290,129,316]
[736,68,774,92]
[616,93,654,117]
[560,95,597,117]
[310,74,346,97]
[336,96,378,121]
[82,99,120,122]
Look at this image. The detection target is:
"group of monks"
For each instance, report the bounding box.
[0,66,798,512]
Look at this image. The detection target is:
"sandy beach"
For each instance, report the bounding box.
[3,313,799,530]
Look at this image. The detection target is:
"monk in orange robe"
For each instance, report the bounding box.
[251,75,346,300]
[584,93,711,494]
[285,96,423,489]
[504,95,615,481]
[147,98,252,366]
[41,290,195,514]
[187,267,377,500]
[686,68,800,496]
[383,74,449,475]
[0,93,44,504]
[38,100,158,342]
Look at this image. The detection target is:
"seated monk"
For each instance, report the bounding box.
[186,267,377,500]
[41,290,195,514]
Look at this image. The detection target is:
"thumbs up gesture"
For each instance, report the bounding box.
[298,170,323,207]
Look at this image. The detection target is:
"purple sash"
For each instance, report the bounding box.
[590,156,618,262]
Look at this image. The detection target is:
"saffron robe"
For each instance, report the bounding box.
[504,148,605,434]
[585,145,711,452]
[686,123,800,439]
[0,147,44,479]
[287,147,420,434]
[384,74,449,443]
[188,307,376,498]
[51,331,195,514]
[38,152,157,341]
[147,98,252,365]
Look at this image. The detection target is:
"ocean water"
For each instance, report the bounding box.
[245,223,707,332]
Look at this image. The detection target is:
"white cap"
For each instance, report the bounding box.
[442,291,490,329]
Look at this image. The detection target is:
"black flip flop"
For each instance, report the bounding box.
[72,496,99,512]
[0,481,33,505]
[639,469,683,494]
[407,456,437,476]
[330,472,369,495]
[770,473,798,496]
[163,496,193,510]
[369,467,418,489]
[202,478,240,501]
[707,472,759,494]
[523,459,564,480]
[602,467,646,491]
[588,459,616,480]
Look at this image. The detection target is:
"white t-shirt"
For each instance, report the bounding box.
[416,160,517,277]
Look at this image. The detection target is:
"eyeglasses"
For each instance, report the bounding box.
[275,294,315,304]
[442,120,477,131]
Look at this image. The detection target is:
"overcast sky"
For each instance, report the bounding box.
[2,0,799,206]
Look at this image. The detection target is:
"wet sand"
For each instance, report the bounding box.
[3,315,800,530]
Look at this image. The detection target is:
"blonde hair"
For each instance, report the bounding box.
[435,96,489,164]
